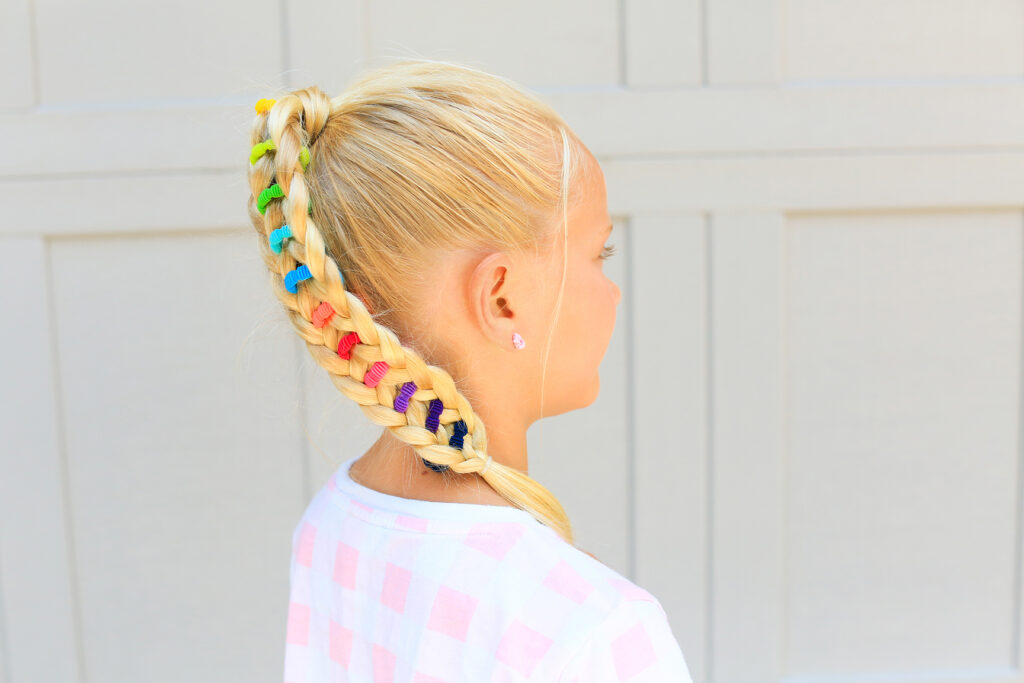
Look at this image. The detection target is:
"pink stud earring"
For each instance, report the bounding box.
[512,332,525,350]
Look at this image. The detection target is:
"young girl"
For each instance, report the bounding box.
[247,59,694,682]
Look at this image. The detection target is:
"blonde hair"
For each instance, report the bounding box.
[246,59,584,544]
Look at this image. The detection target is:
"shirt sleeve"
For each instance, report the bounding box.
[558,599,694,682]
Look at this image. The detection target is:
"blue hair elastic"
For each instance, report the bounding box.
[423,458,449,473]
[269,225,293,254]
[284,264,312,293]
[448,420,468,449]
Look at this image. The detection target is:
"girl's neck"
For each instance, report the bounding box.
[349,431,521,507]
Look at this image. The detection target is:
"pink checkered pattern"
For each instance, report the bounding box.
[283,459,694,682]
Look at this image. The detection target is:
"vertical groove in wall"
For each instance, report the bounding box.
[617,0,627,88]
[279,0,292,90]
[44,239,87,683]
[778,0,789,83]
[780,215,791,678]
[28,0,41,106]
[1013,212,1024,669]
[704,212,714,683]
[624,216,637,581]
[362,0,373,69]
[0,546,9,683]
[699,0,709,87]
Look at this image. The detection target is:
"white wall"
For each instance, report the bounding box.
[3,1,1023,681]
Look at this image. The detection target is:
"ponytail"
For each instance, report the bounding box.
[246,60,582,543]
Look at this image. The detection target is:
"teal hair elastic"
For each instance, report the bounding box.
[269,225,293,254]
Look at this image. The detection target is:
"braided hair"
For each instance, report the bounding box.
[246,59,584,544]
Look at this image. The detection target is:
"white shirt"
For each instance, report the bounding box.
[283,457,694,682]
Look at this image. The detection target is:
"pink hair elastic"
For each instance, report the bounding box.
[363,361,389,388]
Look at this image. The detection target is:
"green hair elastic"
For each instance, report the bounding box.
[257,184,284,214]
[250,139,310,170]
[257,184,314,215]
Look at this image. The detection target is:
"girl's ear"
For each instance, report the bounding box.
[468,251,516,347]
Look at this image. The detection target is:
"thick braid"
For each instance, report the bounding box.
[247,88,573,544]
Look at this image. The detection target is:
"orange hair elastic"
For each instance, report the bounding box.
[312,302,336,328]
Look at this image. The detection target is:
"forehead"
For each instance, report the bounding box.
[567,152,608,235]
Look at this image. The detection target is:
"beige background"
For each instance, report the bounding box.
[3,0,1024,681]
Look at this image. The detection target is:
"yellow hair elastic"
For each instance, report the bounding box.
[255,98,276,114]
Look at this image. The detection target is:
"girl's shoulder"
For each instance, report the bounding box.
[297,458,667,617]
[491,516,663,614]
[445,510,692,681]
[288,460,690,680]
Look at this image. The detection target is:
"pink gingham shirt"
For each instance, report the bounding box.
[283,458,694,682]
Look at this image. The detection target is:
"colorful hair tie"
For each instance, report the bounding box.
[393,382,418,413]
[312,301,336,328]
[449,420,468,450]
[249,139,311,170]
[337,331,360,360]
[257,184,284,214]
[284,264,312,293]
[258,183,315,215]
[269,224,293,253]
[421,400,448,471]
[423,458,449,473]
[255,98,276,114]
[425,398,443,433]
[250,140,275,165]
[363,361,389,388]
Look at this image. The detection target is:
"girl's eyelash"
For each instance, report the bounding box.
[599,243,617,260]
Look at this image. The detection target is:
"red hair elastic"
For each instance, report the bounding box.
[337,331,360,360]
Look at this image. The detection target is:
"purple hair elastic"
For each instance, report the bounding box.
[421,398,449,472]
[424,398,443,433]
[394,382,418,413]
